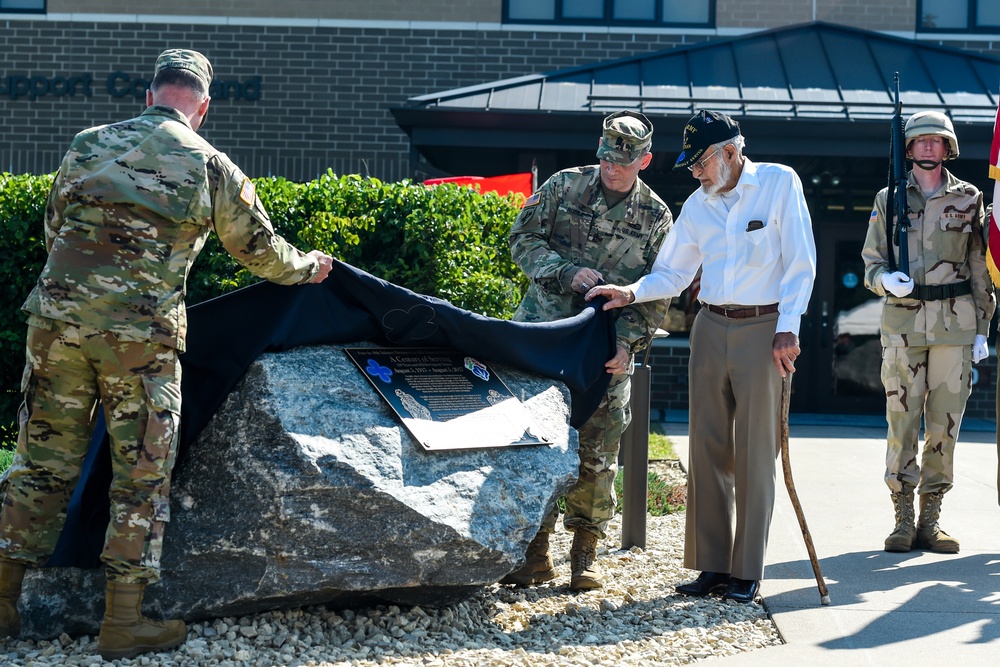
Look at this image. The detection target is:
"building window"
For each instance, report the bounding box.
[918,0,999,31]
[505,0,713,27]
[0,0,45,10]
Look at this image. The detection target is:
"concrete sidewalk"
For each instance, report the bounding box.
[663,418,1000,666]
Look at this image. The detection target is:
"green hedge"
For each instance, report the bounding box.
[0,170,528,446]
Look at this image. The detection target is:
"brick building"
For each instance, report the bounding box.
[1,0,998,418]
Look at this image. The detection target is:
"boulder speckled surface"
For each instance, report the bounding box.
[18,344,579,640]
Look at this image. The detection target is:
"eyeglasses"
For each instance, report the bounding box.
[688,148,721,172]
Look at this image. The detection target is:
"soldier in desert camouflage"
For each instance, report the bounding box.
[862,110,995,555]
[0,49,333,659]
[502,110,672,591]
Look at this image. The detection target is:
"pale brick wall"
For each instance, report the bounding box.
[718,0,918,31]
[0,20,692,181]
[49,0,506,21]
[47,0,931,33]
[719,0,813,29]
[815,0,918,32]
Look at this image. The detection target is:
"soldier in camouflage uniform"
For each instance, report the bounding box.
[0,49,333,659]
[862,110,995,555]
[501,110,672,591]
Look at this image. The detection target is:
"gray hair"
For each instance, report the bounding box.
[151,67,209,100]
[710,134,746,155]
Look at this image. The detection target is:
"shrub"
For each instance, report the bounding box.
[0,173,53,445]
[0,171,527,447]
[618,469,687,516]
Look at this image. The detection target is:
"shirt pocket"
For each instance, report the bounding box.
[937,214,971,266]
[743,221,780,269]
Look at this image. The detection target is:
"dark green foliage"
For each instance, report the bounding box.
[556,468,686,517]
[0,173,53,445]
[0,171,527,448]
[613,469,687,516]
[293,172,527,316]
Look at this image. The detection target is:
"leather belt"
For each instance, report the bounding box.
[912,280,972,301]
[706,303,779,319]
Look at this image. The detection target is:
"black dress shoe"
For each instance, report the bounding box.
[675,571,730,597]
[722,577,760,603]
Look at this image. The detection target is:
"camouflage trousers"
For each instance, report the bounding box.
[539,371,631,539]
[0,319,181,584]
[881,344,971,495]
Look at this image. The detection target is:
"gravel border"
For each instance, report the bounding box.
[1,464,782,666]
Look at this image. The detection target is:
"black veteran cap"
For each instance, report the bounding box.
[154,49,214,89]
[673,110,741,171]
[596,110,653,165]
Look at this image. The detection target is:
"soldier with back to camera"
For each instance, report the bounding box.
[0,49,333,659]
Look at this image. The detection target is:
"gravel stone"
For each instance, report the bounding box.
[0,463,782,665]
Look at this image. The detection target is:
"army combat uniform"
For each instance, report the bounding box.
[510,165,672,539]
[0,104,319,585]
[862,169,994,499]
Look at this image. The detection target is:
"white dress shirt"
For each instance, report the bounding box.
[627,158,817,335]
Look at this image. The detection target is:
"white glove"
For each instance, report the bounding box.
[973,334,989,364]
[881,271,914,298]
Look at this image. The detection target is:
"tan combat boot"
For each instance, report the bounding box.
[884,491,916,552]
[97,580,187,660]
[0,560,26,638]
[569,529,602,591]
[500,531,556,586]
[915,491,960,553]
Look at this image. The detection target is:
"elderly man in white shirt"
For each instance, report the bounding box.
[587,109,816,604]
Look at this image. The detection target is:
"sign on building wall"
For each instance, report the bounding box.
[0,71,261,101]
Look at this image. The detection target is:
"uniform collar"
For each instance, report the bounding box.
[906,166,962,198]
[584,164,642,213]
[141,105,194,130]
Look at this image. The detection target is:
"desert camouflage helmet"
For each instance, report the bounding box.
[904,110,959,160]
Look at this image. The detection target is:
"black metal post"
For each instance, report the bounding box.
[621,363,651,550]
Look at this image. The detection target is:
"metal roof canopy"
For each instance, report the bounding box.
[391,21,1000,171]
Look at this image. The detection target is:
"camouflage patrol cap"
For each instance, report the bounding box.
[154,49,214,89]
[596,110,653,165]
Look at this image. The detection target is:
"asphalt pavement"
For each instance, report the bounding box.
[662,414,1000,666]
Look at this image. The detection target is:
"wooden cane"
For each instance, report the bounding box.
[779,371,831,605]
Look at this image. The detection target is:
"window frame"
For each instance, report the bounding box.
[916,0,999,32]
[0,0,46,13]
[503,0,715,29]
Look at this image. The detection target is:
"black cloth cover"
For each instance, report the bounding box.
[47,260,617,567]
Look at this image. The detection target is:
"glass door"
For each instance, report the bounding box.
[797,223,886,414]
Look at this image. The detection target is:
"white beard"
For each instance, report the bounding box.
[702,157,733,197]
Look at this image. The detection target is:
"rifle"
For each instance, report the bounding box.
[886,72,910,276]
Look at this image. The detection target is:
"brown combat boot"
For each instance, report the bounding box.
[915,491,960,553]
[500,531,556,586]
[569,529,602,591]
[97,580,187,660]
[0,560,26,639]
[884,491,916,552]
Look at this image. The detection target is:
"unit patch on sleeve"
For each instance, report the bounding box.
[239,178,256,206]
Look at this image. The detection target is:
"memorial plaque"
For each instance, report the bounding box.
[344,347,551,451]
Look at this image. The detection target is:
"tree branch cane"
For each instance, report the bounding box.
[779,371,831,605]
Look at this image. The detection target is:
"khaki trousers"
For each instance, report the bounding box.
[881,344,970,495]
[684,308,781,581]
